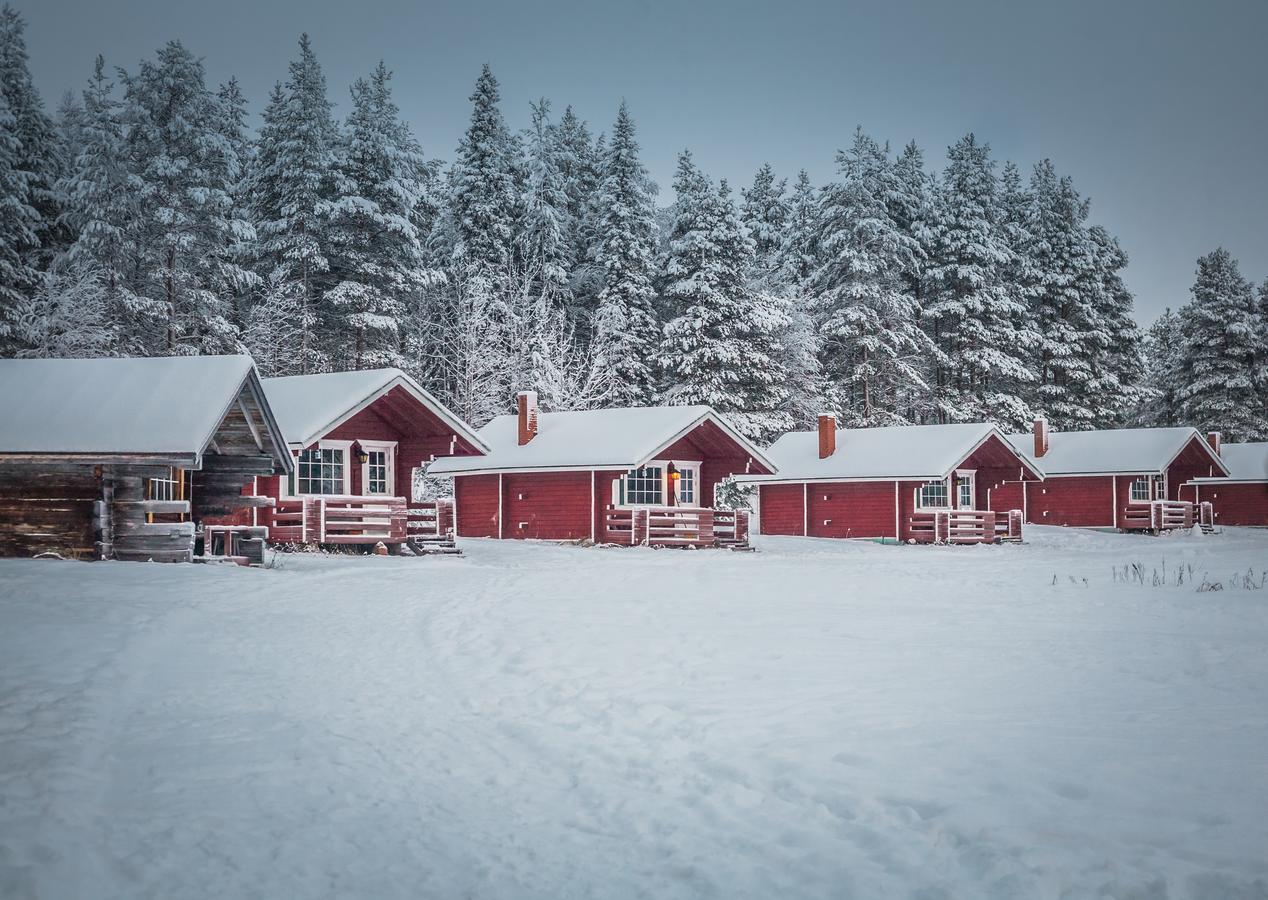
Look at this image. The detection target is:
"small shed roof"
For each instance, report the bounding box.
[1190,442,1267,483]
[261,368,489,453]
[0,355,285,465]
[1005,426,1228,476]
[740,422,1038,484]
[427,405,775,475]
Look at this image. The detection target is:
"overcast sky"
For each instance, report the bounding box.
[17,0,1268,325]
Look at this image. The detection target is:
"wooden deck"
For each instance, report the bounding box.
[266,496,457,553]
[908,509,1023,545]
[602,506,752,549]
[1120,500,1198,534]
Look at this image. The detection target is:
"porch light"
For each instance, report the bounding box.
[667,462,680,481]
[352,442,369,465]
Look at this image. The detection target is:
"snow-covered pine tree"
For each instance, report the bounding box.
[0,87,38,353]
[741,163,788,284]
[1023,160,1102,429]
[1083,225,1145,427]
[812,128,934,426]
[1177,249,1266,440]
[211,77,260,335]
[440,64,519,273]
[553,105,603,325]
[768,168,828,426]
[922,134,1033,428]
[120,41,245,355]
[777,169,818,291]
[326,62,432,370]
[246,35,341,374]
[0,5,67,276]
[56,56,152,354]
[516,99,571,294]
[588,101,660,405]
[1136,307,1184,427]
[657,153,791,439]
[16,264,114,358]
[1259,280,1268,423]
[430,263,515,426]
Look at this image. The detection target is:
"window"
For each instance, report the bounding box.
[918,479,949,509]
[295,447,345,495]
[957,473,974,509]
[365,450,389,494]
[677,467,695,505]
[620,466,663,505]
[1130,477,1152,501]
[148,468,184,502]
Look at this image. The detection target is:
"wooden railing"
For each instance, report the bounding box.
[602,506,751,549]
[406,499,456,548]
[265,496,456,549]
[266,495,406,545]
[909,508,1020,545]
[1121,500,1194,532]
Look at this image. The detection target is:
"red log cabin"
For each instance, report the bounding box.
[1006,419,1229,532]
[235,368,490,551]
[743,416,1041,544]
[425,393,776,548]
[1183,441,1267,526]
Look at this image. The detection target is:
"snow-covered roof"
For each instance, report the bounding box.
[261,368,489,452]
[1190,442,1268,483]
[1006,427,1228,476]
[427,405,775,475]
[0,355,286,464]
[739,422,1039,484]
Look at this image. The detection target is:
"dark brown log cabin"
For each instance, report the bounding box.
[0,356,291,562]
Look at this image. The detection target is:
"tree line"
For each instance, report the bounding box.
[2,10,1265,440]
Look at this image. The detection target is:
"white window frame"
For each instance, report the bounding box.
[285,439,353,497]
[916,478,950,510]
[956,469,976,510]
[613,459,702,508]
[1129,475,1165,502]
[359,440,398,497]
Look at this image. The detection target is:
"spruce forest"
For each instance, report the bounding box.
[2,15,1266,441]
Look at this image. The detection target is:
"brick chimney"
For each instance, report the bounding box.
[517,391,539,445]
[818,413,836,459]
[1206,431,1222,456]
[1033,417,1050,459]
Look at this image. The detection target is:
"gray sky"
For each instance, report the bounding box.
[18,0,1268,325]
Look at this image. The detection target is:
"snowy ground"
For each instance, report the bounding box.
[1,527,1267,900]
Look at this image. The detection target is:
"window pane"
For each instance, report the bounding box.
[678,468,695,505]
[920,479,948,509]
[621,466,663,505]
[366,451,388,494]
[297,448,344,495]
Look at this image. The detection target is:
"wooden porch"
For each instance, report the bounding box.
[266,496,458,554]
[907,509,1024,545]
[1120,500,1214,534]
[602,506,752,549]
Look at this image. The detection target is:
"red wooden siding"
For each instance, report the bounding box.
[1165,437,1223,501]
[1191,481,1268,526]
[454,474,500,538]
[758,484,805,535]
[806,482,898,539]
[1025,475,1118,527]
[502,472,594,540]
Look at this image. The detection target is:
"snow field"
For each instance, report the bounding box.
[1,526,1267,899]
